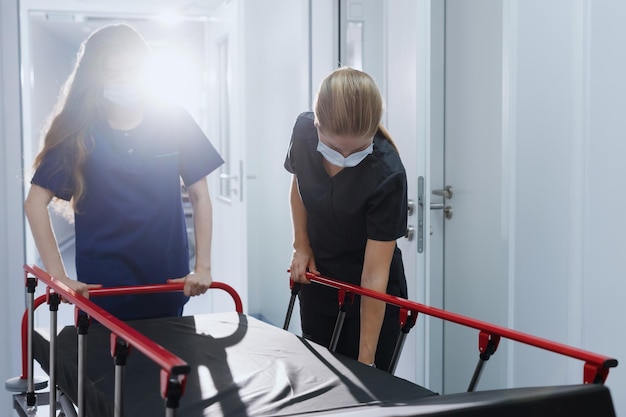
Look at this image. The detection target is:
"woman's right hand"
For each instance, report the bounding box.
[56,276,102,302]
[290,245,320,284]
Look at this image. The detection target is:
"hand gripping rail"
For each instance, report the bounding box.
[284,273,618,390]
[8,264,243,417]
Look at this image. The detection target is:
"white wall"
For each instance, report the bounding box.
[502,0,624,412]
[441,0,623,411]
[585,0,626,412]
[244,0,310,327]
[0,0,29,413]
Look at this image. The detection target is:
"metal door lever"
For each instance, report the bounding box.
[405,225,415,241]
[430,203,453,219]
[432,185,453,199]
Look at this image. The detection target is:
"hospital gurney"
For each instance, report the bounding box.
[282,272,619,414]
[7,265,619,416]
[7,265,436,416]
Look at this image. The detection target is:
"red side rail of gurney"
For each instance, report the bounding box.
[287,272,618,388]
[14,264,243,417]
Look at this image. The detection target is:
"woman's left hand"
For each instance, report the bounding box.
[169,269,213,296]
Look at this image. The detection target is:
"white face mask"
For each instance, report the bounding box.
[103,83,144,110]
[317,140,374,168]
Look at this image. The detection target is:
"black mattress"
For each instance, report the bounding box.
[33,312,436,416]
[32,312,616,417]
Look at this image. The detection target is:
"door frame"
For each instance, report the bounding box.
[311,0,439,389]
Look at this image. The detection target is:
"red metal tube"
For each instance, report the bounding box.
[304,272,618,382]
[23,265,190,378]
[19,265,244,381]
[89,281,243,313]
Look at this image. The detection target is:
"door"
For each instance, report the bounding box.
[336,0,428,385]
[439,0,509,393]
[194,0,248,314]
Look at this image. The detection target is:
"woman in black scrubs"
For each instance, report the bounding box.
[285,67,408,371]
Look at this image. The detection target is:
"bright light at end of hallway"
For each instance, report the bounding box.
[144,46,201,107]
[154,9,183,27]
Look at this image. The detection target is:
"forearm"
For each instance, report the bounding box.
[290,176,309,249]
[359,267,389,364]
[359,295,387,364]
[188,178,213,274]
[358,239,396,364]
[24,186,69,282]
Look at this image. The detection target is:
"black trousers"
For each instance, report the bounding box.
[300,302,401,373]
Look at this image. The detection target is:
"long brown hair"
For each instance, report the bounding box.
[33,23,150,214]
[313,67,398,152]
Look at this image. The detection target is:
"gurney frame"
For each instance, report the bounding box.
[283,272,618,390]
[6,264,242,417]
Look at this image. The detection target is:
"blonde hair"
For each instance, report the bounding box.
[314,67,398,151]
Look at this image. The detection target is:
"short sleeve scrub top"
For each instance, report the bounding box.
[284,112,408,367]
[32,104,224,320]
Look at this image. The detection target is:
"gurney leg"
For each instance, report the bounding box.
[76,311,90,417]
[283,283,301,330]
[58,389,78,417]
[388,332,406,374]
[49,293,60,417]
[329,310,346,352]
[467,333,500,392]
[388,310,417,374]
[329,290,354,352]
[26,277,37,410]
[163,373,185,417]
[112,336,130,417]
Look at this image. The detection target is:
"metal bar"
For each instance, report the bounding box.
[388,310,417,374]
[283,294,297,330]
[19,294,47,380]
[89,281,243,313]
[112,336,130,417]
[467,359,486,392]
[19,264,219,416]
[24,265,191,376]
[329,311,346,352]
[76,311,89,417]
[58,389,78,417]
[26,276,36,408]
[114,363,123,417]
[283,283,301,330]
[49,292,60,417]
[303,272,618,382]
[78,332,85,417]
[388,332,407,374]
[162,372,183,417]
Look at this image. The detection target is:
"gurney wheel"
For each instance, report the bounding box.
[5,375,48,392]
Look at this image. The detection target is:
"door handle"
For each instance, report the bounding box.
[407,199,415,216]
[405,225,415,241]
[219,161,244,202]
[430,203,453,219]
[220,173,238,180]
[432,185,453,199]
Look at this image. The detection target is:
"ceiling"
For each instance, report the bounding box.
[27,1,225,46]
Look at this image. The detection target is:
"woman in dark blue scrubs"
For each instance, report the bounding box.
[285,67,408,371]
[24,24,223,320]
